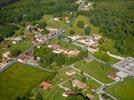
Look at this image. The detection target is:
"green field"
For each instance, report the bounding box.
[43,86,84,100]
[39,15,53,22]
[0,63,53,100]
[10,39,32,52]
[74,60,117,83]
[94,51,120,64]
[47,19,66,29]
[65,15,102,35]
[106,77,134,100]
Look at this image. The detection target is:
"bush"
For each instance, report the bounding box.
[69,29,75,35]
[77,20,84,28]
[84,26,91,35]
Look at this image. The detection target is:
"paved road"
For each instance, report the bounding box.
[103,91,118,100]
[107,51,125,60]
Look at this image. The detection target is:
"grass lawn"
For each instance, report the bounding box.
[74,60,117,83]
[100,38,128,57]
[94,51,120,64]
[51,38,80,50]
[40,15,53,22]
[0,63,53,100]
[100,38,122,56]
[10,39,32,52]
[63,75,100,93]
[43,86,84,100]
[65,15,102,35]
[47,19,66,29]
[106,77,134,100]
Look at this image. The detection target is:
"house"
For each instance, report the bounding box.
[108,73,120,81]
[116,71,128,79]
[6,36,23,44]
[67,35,80,41]
[63,90,74,97]
[25,25,33,31]
[64,16,69,21]
[84,58,93,63]
[66,70,76,76]
[47,28,58,34]
[26,50,34,57]
[72,79,88,90]
[18,55,25,63]
[77,35,101,53]
[67,50,80,56]
[2,51,11,59]
[93,34,102,42]
[64,16,70,23]
[54,17,60,21]
[75,0,83,4]
[34,33,47,44]
[40,81,52,89]
[0,61,7,69]
[48,44,79,56]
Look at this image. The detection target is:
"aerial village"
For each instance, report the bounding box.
[0,0,134,100]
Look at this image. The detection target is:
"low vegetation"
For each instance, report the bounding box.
[0,63,54,100]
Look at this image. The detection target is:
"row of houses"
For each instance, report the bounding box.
[48,44,80,56]
[68,34,102,53]
[5,36,23,44]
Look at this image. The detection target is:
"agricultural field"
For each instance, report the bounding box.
[74,60,118,83]
[0,63,54,100]
[106,77,134,100]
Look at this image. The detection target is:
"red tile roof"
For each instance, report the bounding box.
[40,81,52,89]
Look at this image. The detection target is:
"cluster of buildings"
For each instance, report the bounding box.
[5,36,23,44]
[68,34,102,53]
[64,69,95,99]
[113,57,134,76]
[81,2,92,11]
[33,32,48,45]
[26,24,60,46]
[72,79,88,90]
[0,51,12,70]
[48,44,80,56]
[17,49,40,66]
[107,57,134,81]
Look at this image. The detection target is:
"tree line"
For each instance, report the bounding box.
[78,1,134,56]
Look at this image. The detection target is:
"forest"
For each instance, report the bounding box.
[0,0,78,42]
[0,0,134,57]
[0,0,20,7]
[79,0,134,57]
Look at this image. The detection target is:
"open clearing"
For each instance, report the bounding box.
[106,77,134,100]
[0,63,53,100]
[74,60,117,83]
[65,15,101,35]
